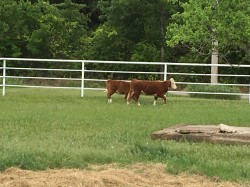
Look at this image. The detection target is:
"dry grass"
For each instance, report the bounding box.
[0,163,247,187]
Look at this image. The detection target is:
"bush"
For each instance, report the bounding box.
[186,85,241,100]
[6,78,24,85]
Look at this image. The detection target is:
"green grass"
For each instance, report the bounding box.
[0,88,250,183]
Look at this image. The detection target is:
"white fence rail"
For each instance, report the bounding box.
[0,58,250,103]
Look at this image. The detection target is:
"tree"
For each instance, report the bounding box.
[166,0,250,83]
[167,0,250,57]
[27,0,88,59]
[85,24,132,61]
[84,0,182,79]
[0,0,89,59]
[97,0,178,62]
[0,0,34,57]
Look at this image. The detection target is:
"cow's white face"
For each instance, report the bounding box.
[170,78,177,89]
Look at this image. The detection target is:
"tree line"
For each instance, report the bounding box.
[0,0,249,83]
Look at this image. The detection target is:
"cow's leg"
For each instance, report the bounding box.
[107,91,115,103]
[132,95,137,102]
[153,95,158,106]
[107,92,112,103]
[126,92,131,104]
[124,93,128,101]
[159,95,167,104]
[127,91,141,105]
[133,93,141,106]
[126,93,137,102]
[127,91,134,104]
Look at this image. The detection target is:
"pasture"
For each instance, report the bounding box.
[0,88,250,184]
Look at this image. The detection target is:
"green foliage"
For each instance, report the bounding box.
[0,78,24,86]
[0,0,31,57]
[84,0,180,80]
[27,0,88,59]
[97,0,176,62]
[5,78,24,85]
[0,0,249,85]
[187,85,241,100]
[131,42,160,62]
[0,0,88,59]
[85,24,131,61]
[166,0,250,64]
[0,89,250,183]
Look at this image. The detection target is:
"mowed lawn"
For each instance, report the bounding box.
[0,88,250,183]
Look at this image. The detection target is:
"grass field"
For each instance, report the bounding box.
[0,88,250,183]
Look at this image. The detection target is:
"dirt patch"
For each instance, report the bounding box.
[0,163,247,187]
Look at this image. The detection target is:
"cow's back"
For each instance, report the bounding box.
[106,80,130,94]
[131,80,168,95]
[117,81,130,94]
[142,81,164,94]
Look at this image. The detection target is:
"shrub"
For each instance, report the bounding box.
[186,85,241,100]
[4,78,24,86]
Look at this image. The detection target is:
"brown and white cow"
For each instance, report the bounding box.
[106,80,130,103]
[127,78,177,105]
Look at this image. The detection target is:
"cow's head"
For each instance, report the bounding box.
[170,78,177,89]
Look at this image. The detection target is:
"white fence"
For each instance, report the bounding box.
[0,57,250,102]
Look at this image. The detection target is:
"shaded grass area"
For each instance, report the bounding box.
[0,88,250,183]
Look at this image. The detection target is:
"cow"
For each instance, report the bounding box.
[127,78,177,105]
[106,80,130,103]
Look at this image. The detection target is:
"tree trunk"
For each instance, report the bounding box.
[211,40,218,83]
[160,4,165,80]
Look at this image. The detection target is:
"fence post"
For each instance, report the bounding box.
[2,60,6,96]
[81,61,85,97]
[163,63,167,81]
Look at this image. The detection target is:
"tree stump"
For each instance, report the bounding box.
[151,124,250,145]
